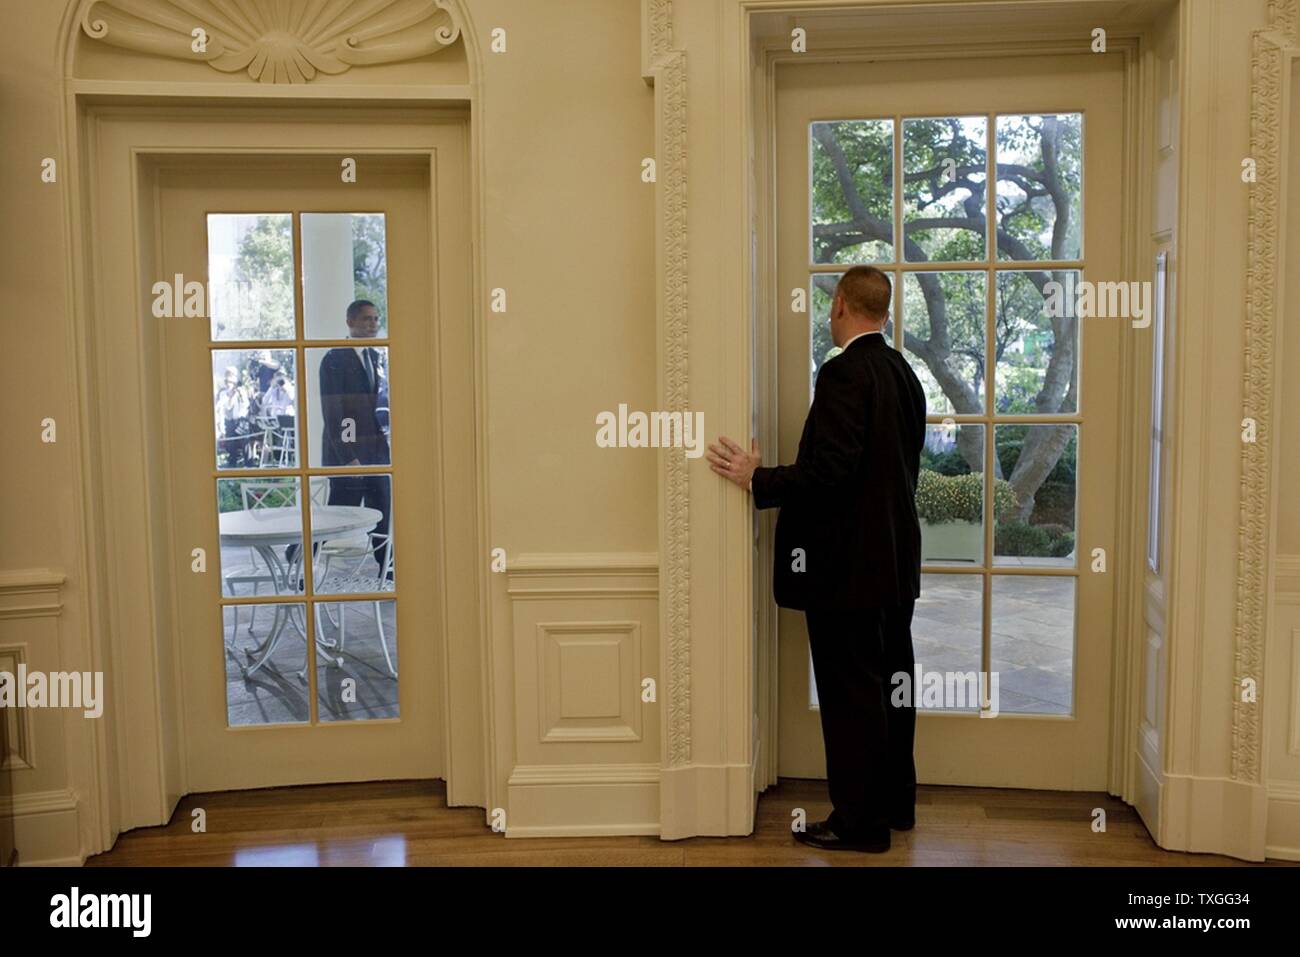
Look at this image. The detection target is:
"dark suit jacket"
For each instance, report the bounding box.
[319,346,390,467]
[751,332,926,610]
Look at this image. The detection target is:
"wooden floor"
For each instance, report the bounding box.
[85,778,1291,866]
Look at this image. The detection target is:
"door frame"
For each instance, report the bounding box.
[59,100,491,852]
[746,15,1152,800]
[157,156,451,789]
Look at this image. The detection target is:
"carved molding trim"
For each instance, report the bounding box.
[645,0,673,69]
[643,0,690,769]
[79,0,461,84]
[1237,0,1298,782]
[506,553,660,601]
[0,569,66,620]
[0,645,36,771]
[0,788,79,819]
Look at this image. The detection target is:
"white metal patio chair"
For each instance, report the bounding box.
[222,480,299,641]
[255,414,295,468]
[313,533,397,678]
[308,478,391,625]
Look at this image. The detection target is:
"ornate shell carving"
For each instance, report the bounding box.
[80,0,461,84]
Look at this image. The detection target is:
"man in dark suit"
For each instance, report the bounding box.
[318,299,392,578]
[707,266,926,853]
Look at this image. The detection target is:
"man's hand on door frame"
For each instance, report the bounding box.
[706,436,761,490]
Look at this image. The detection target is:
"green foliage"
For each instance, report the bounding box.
[992,426,1077,526]
[930,227,984,263]
[991,475,1018,517]
[996,365,1045,414]
[996,425,1027,476]
[351,213,388,313]
[1032,482,1076,525]
[811,276,837,373]
[920,446,969,477]
[994,521,1050,556]
[811,120,893,263]
[218,481,242,514]
[996,425,1077,485]
[225,214,388,340]
[994,520,1076,558]
[231,216,295,340]
[995,115,1082,259]
[916,468,1016,524]
[902,117,988,260]
[1048,439,1077,484]
[810,115,1084,517]
[217,477,296,515]
[992,270,1076,414]
[1050,531,1076,558]
[902,271,986,414]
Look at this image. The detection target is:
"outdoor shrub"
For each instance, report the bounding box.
[916,469,1016,524]
[1049,531,1076,558]
[995,520,1051,556]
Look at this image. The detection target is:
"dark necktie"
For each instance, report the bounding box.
[362,348,375,392]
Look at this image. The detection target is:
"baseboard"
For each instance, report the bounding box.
[504,763,660,837]
[2,788,84,866]
[1160,772,1268,861]
[659,760,757,840]
[505,821,661,837]
[1265,780,1300,861]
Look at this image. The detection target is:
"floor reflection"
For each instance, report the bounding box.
[234,836,407,867]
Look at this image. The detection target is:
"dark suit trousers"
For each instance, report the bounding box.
[326,474,392,575]
[804,600,917,836]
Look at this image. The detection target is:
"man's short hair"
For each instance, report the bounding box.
[836,266,892,319]
[346,299,376,322]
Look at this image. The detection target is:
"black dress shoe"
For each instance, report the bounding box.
[794,819,890,853]
[888,805,915,830]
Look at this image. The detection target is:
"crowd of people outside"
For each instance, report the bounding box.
[214,350,296,468]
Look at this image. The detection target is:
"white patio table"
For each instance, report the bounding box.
[219,504,381,676]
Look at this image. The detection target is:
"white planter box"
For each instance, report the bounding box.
[920,519,983,563]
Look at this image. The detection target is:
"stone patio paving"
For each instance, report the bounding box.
[214,548,1074,727]
[219,546,399,726]
[913,573,1075,714]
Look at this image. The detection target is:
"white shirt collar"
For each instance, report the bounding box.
[350,339,378,372]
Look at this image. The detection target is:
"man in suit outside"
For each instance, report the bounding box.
[318,299,393,579]
[707,265,926,853]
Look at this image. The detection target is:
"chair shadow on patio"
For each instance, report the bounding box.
[221,574,399,726]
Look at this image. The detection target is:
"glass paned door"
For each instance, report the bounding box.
[209,212,400,726]
[160,161,442,792]
[775,53,1125,789]
[807,112,1084,716]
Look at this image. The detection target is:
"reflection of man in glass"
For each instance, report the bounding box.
[319,300,392,579]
